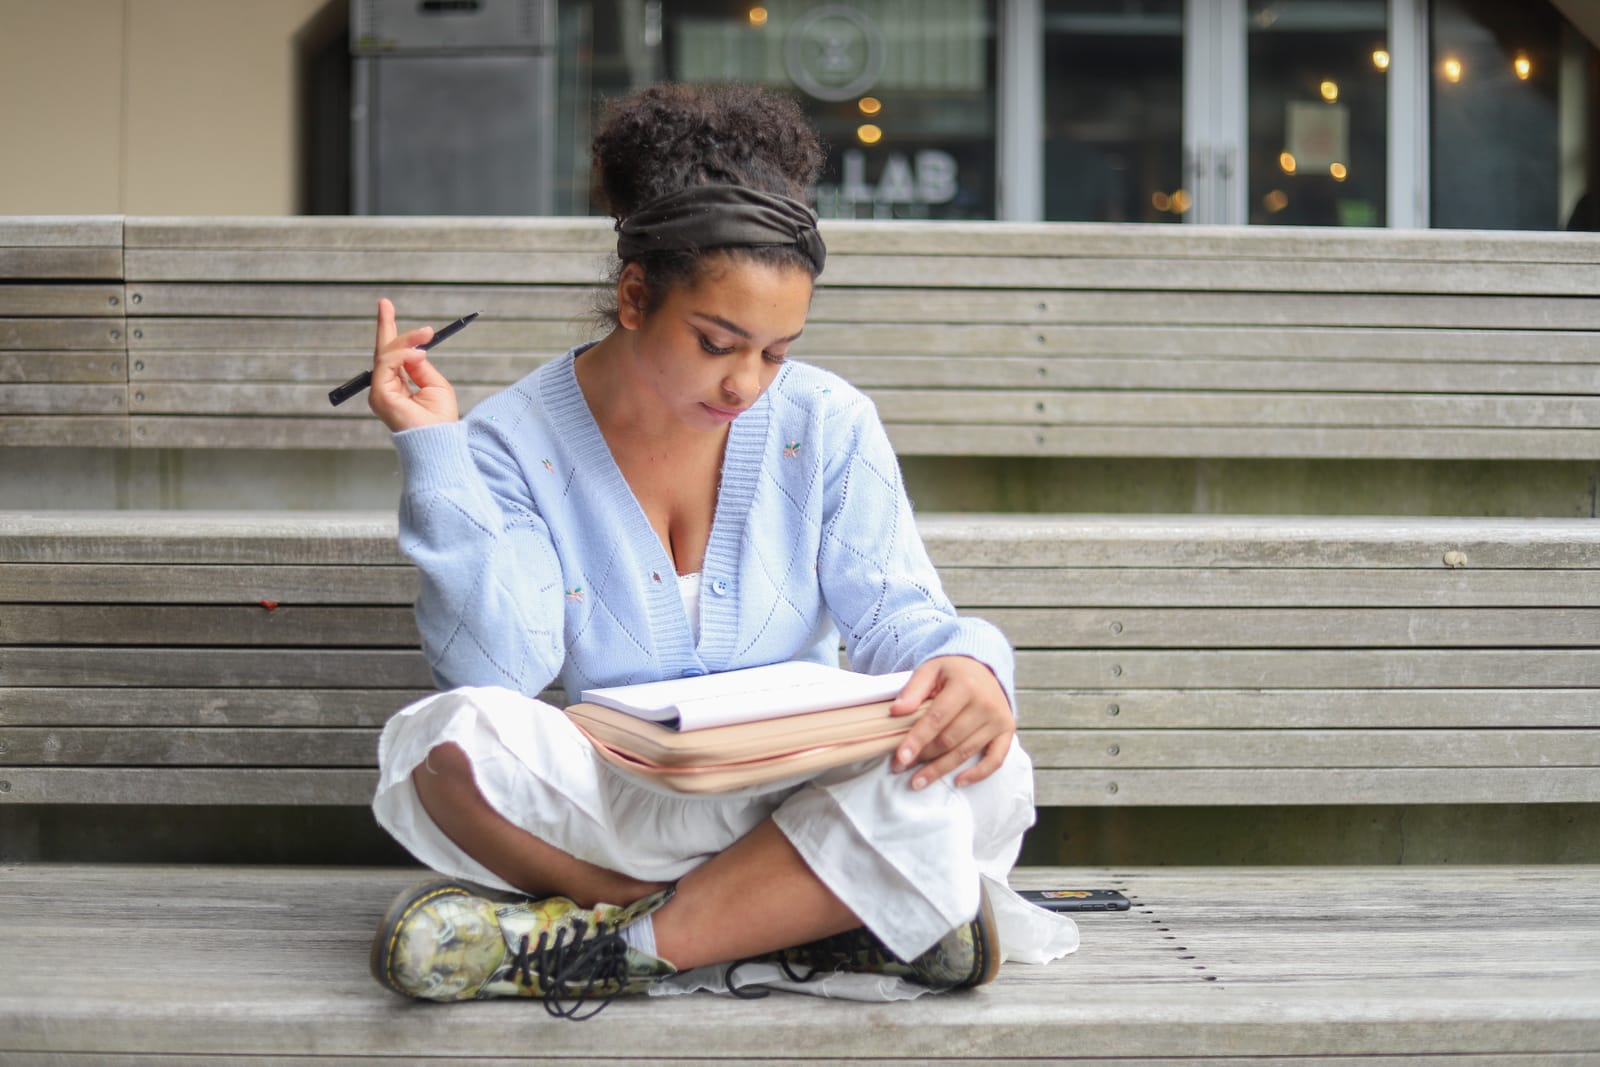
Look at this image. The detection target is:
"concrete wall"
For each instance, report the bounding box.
[0,0,331,215]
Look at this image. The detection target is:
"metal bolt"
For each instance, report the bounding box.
[134,360,145,372]
[0,740,8,754]
[135,392,144,402]
[1106,704,1120,717]
[1105,782,1119,794]
[1110,664,1123,677]
[109,329,121,340]
[130,292,143,303]
[1110,621,1124,634]
[132,329,143,340]
[1034,401,1046,413]
[108,295,120,307]
[0,781,10,793]
[1107,744,1120,756]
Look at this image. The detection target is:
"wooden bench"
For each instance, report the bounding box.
[4,862,1597,1061]
[4,216,1599,460]
[3,510,1595,809]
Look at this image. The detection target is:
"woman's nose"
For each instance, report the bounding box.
[723,353,762,402]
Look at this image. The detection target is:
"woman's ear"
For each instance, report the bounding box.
[616,263,649,330]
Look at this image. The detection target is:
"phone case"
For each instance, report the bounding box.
[1017,889,1131,912]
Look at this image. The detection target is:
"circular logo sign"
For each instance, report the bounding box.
[785,5,886,102]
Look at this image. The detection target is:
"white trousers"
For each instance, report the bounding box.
[372,686,1077,964]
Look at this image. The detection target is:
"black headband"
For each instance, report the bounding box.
[615,184,826,275]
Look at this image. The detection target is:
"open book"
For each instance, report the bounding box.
[578,661,912,731]
[564,662,924,793]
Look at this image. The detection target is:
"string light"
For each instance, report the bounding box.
[748,6,768,27]
[1442,56,1463,83]
[1330,162,1348,181]
[1320,80,1339,102]
[1263,190,1289,213]
[858,97,882,115]
[1279,151,1297,175]
[1514,53,1532,80]
[856,124,882,145]
[1372,49,1391,71]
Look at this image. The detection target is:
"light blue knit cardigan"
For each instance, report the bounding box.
[391,345,1016,708]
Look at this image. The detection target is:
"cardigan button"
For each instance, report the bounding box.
[711,578,730,596]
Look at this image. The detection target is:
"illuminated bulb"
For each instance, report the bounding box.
[856,123,882,145]
[1442,57,1463,83]
[1263,189,1289,213]
[1320,80,1339,102]
[748,6,768,27]
[1330,162,1348,181]
[858,96,882,115]
[1372,49,1391,71]
[1170,189,1192,214]
[1279,151,1297,175]
[1151,191,1172,212]
[1514,53,1531,80]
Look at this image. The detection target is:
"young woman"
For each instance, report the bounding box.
[364,83,1076,1017]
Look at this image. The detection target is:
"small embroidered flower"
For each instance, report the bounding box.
[817,386,832,395]
[651,572,662,583]
[564,586,584,603]
[783,440,802,459]
[542,458,555,473]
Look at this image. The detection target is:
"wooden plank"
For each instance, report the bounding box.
[9,562,1595,609]
[124,249,611,285]
[0,766,376,804]
[940,567,1600,608]
[0,216,122,247]
[125,315,580,351]
[0,648,434,688]
[0,351,127,383]
[0,416,129,447]
[884,422,1600,461]
[0,687,425,727]
[0,605,419,646]
[1015,649,1600,688]
[0,511,404,565]
[0,249,123,279]
[872,390,1600,430]
[916,514,1600,569]
[124,348,1600,396]
[0,384,125,415]
[128,416,392,450]
[1016,688,1600,729]
[0,563,416,603]
[5,512,1596,570]
[0,318,124,350]
[121,213,1600,264]
[985,607,1600,648]
[1032,767,1600,806]
[1020,729,1600,769]
[0,726,378,766]
[0,284,124,316]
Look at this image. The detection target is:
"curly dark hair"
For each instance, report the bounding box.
[591,83,825,326]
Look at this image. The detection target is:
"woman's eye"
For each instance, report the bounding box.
[699,335,734,356]
[763,350,788,365]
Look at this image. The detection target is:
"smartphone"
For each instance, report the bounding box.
[1018,888,1131,913]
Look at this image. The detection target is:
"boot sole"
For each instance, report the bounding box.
[370,878,477,996]
[957,882,1002,989]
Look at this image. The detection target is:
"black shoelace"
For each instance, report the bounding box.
[509,919,630,1020]
[723,927,898,999]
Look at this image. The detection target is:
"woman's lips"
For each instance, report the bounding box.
[702,402,747,421]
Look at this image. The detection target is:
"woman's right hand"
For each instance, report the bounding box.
[369,298,460,431]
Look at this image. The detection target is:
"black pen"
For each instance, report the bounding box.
[328,311,481,407]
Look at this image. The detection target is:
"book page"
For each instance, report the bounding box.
[579,661,912,731]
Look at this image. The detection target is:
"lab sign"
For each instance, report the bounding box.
[838,148,961,205]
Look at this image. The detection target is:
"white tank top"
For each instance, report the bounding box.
[678,572,702,642]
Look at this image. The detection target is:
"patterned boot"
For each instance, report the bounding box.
[371,878,677,1018]
[730,882,999,994]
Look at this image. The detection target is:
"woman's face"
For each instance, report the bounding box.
[621,254,813,432]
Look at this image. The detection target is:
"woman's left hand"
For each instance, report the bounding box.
[888,655,1015,790]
